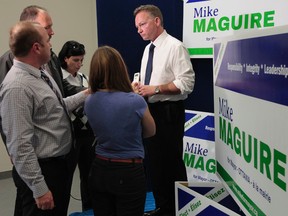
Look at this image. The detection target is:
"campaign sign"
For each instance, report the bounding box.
[214,25,288,215]
[183,0,288,58]
[183,110,219,183]
[175,182,242,215]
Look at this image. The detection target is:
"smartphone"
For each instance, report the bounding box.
[133,72,140,83]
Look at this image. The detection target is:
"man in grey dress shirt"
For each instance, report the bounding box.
[0,5,88,216]
[0,21,89,216]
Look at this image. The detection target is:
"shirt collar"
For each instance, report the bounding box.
[13,59,41,78]
[62,69,72,79]
[151,30,168,48]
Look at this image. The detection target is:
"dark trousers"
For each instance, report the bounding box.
[12,149,76,216]
[145,101,187,216]
[75,129,95,211]
[89,157,146,216]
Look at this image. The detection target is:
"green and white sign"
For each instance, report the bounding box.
[214,25,288,215]
[183,0,288,58]
[183,110,219,183]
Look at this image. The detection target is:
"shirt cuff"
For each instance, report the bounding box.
[31,181,49,198]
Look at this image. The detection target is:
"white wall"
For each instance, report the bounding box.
[0,0,97,173]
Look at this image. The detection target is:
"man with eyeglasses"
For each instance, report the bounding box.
[133,4,195,216]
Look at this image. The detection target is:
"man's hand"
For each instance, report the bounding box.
[35,190,55,210]
[132,82,140,94]
[138,84,156,97]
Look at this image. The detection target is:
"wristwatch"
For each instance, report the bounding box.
[154,86,160,94]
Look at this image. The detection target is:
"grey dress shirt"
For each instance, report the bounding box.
[0,60,87,198]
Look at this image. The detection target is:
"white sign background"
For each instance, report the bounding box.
[183,0,288,58]
[214,25,288,215]
[183,110,219,183]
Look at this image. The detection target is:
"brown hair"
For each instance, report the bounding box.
[133,4,164,27]
[20,5,47,21]
[9,21,42,57]
[89,46,133,93]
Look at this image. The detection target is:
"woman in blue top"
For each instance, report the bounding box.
[84,45,155,216]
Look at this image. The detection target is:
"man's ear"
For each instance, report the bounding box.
[32,42,41,54]
[155,17,161,26]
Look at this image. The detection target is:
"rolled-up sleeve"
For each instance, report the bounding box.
[172,44,195,95]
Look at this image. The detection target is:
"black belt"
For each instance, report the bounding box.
[38,154,68,163]
[148,100,183,106]
[96,155,143,164]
